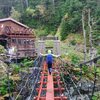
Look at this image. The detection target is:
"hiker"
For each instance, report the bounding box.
[40,50,59,75]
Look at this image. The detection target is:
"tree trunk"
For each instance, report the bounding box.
[25,0,29,8]
[82,10,87,62]
[52,0,55,14]
[88,9,93,65]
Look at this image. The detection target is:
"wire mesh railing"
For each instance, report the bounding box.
[14,56,44,100]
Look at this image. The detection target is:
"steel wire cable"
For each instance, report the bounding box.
[58,72,71,100]
[61,65,82,97]
[15,56,40,100]
[55,60,72,99]
[25,56,43,98]
[59,57,83,81]
[60,72,73,99]
[31,57,44,96]
[28,58,44,100]
[28,57,45,100]
[58,57,84,99]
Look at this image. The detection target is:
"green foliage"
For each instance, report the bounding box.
[97,47,100,54]
[0,0,25,18]
[0,10,5,18]
[0,0,100,43]
[45,40,53,47]
[10,7,21,21]
[71,54,80,65]
[25,7,35,17]
[35,28,49,36]
[0,45,6,54]
[60,21,70,40]
[92,16,100,47]
[82,65,89,73]
[92,95,98,100]
[11,64,20,74]
[92,93,100,100]
[21,58,33,67]
[70,40,76,45]
[0,86,7,95]
[0,78,14,95]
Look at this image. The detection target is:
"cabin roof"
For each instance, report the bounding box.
[0,18,28,28]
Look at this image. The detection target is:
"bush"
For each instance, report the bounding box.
[70,40,76,45]
[11,64,21,74]
[0,79,14,95]
[0,45,6,53]
[0,86,7,95]
[21,58,33,67]
[71,55,80,65]
[82,65,89,74]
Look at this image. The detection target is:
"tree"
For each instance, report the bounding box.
[16,0,100,40]
[0,11,5,18]
[10,7,21,21]
[88,9,94,65]
[82,10,87,62]
[25,7,35,17]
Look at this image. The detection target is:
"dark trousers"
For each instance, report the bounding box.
[47,61,52,74]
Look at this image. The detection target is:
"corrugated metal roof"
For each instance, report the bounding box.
[0,17,29,28]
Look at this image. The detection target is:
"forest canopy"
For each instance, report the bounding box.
[0,0,100,40]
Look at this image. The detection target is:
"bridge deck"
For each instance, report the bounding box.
[35,62,67,100]
[46,74,54,100]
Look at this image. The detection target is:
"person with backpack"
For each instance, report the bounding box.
[40,50,59,75]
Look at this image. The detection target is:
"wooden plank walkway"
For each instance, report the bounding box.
[35,62,67,100]
[46,74,54,100]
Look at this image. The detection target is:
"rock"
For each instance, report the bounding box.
[78,80,94,93]
[0,96,4,100]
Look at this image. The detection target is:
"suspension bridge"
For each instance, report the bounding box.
[13,55,100,100]
[0,37,100,100]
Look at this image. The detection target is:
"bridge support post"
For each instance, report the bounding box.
[53,40,61,55]
[37,40,45,55]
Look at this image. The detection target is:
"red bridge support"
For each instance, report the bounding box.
[34,62,67,100]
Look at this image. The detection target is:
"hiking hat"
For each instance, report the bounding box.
[48,50,51,54]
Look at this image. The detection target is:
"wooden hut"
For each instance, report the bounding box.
[0,18,36,58]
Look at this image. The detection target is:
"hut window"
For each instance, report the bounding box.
[18,39,21,45]
[24,40,30,45]
[30,40,34,45]
[24,40,26,45]
[12,39,16,43]
[21,39,24,45]
[27,40,30,45]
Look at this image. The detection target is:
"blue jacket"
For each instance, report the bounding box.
[46,54,53,63]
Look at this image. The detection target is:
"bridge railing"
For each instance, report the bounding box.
[40,36,58,40]
[58,57,84,99]
[14,56,44,100]
[79,55,100,99]
[79,55,100,66]
[58,56,100,99]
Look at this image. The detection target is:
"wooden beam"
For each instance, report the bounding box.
[79,56,100,66]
